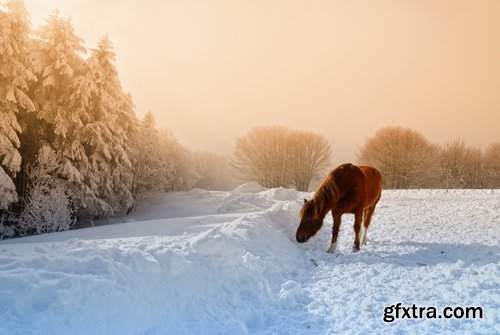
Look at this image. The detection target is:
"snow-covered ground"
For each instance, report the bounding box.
[0,185,498,335]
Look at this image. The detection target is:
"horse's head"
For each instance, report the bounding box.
[296,199,323,243]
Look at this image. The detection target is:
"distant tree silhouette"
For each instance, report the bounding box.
[192,151,236,191]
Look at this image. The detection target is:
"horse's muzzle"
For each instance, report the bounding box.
[296,235,307,243]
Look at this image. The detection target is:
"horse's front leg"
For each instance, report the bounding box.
[353,210,363,252]
[327,212,342,253]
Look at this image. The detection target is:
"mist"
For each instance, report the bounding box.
[23,0,500,164]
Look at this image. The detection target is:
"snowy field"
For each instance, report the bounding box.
[0,185,499,335]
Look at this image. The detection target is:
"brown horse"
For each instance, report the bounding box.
[296,163,382,253]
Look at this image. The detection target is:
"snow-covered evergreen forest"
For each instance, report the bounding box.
[0,1,234,237]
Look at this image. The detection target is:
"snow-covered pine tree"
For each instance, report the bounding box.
[28,10,87,139]
[17,10,89,205]
[130,112,174,201]
[83,36,138,215]
[0,0,36,209]
[159,129,197,191]
[25,12,126,218]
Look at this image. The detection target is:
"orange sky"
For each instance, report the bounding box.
[25,0,500,164]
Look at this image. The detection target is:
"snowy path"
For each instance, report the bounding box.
[0,186,499,334]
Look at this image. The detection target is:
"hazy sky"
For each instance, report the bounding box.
[25,0,500,164]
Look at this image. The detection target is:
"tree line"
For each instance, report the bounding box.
[358,126,500,189]
[1,2,499,238]
[230,125,500,191]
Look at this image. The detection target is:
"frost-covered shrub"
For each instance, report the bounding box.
[17,147,75,235]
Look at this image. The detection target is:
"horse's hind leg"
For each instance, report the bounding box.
[361,205,376,245]
[353,210,363,252]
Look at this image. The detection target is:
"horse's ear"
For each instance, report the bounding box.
[303,199,308,204]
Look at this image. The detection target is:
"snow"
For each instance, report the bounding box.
[0,186,499,335]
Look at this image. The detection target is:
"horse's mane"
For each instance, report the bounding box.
[300,172,339,220]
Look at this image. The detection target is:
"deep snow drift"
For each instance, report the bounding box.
[0,187,498,335]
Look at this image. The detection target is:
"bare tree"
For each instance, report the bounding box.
[231,126,332,191]
[288,130,332,191]
[462,147,484,188]
[439,139,484,189]
[484,142,500,188]
[357,126,439,189]
[231,126,292,188]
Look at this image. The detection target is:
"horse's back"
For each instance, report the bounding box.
[359,166,382,186]
[326,163,381,213]
[334,164,382,204]
[358,165,382,204]
[333,164,381,188]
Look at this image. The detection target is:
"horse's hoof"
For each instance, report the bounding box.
[362,236,370,245]
[326,242,337,254]
[352,245,360,253]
